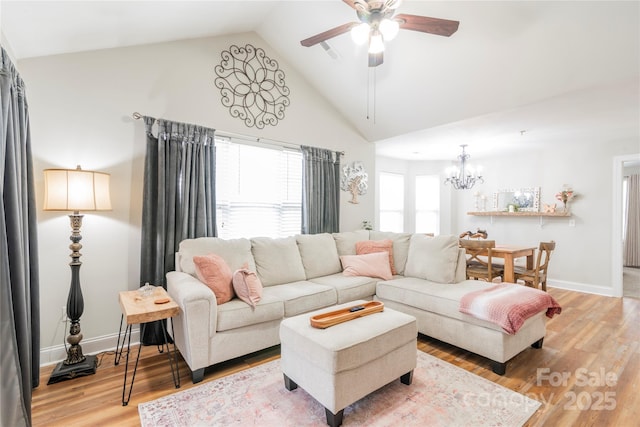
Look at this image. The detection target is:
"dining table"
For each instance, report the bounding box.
[487,244,537,283]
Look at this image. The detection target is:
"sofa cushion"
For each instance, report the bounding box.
[356,239,396,274]
[179,237,255,276]
[376,278,508,332]
[232,268,263,307]
[340,252,393,280]
[404,234,459,284]
[193,253,234,305]
[251,237,307,287]
[309,274,378,304]
[295,233,342,279]
[332,230,370,256]
[264,281,337,317]
[369,231,412,275]
[216,295,284,332]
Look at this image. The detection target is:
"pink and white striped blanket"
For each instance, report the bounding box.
[459,284,562,335]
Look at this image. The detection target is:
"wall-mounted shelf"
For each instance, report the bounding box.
[467,211,572,227]
[467,211,571,217]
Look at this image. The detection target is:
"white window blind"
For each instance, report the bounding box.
[415,175,440,235]
[215,138,302,239]
[379,172,404,232]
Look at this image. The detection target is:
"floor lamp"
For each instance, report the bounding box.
[44,165,112,384]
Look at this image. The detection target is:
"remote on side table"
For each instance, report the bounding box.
[115,286,181,406]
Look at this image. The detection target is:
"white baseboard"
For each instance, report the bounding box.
[548,279,616,297]
[40,327,140,367]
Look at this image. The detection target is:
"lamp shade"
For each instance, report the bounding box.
[43,166,112,211]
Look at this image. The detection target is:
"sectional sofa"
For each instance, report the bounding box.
[166,231,547,383]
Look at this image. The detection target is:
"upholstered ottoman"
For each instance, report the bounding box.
[279,300,417,427]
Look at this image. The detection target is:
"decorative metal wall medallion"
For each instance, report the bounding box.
[214,44,290,129]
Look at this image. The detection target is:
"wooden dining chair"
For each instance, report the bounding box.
[459,239,504,282]
[513,241,556,291]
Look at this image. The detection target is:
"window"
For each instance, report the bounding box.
[379,172,404,232]
[215,138,302,239]
[415,175,440,235]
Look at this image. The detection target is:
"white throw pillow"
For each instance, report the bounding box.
[296,233,342,279]
[404,234,460,284]
[369,231,412,275]
[251,236,307,287]
[332,230,370,256]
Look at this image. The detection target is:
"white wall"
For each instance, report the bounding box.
[1,29,18,64]
[18,33,376,364]
[386,138,639,296]
[457,139,640,295]
[624,164,640,175]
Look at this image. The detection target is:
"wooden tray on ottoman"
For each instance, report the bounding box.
[310,301,384,329]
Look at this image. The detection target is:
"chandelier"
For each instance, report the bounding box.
[444,145,484,190]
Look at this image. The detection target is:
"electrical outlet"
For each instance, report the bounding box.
[60,306,67,323]
[569,219,576,227]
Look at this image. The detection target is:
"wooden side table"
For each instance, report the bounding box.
[115,287,181,406]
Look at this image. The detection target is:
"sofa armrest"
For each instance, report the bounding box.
[455,248,467,282]
[166,271,217,372]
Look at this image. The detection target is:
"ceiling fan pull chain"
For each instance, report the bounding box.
[365,67,378,123]
[366,67,370,120]
[373,67,377,124]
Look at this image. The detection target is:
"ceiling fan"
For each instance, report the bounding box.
[301,0,459,67]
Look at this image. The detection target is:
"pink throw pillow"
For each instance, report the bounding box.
[193,253,234,305]
[232,269,263,308]
[340,252,393,281]
[356,239,396,275]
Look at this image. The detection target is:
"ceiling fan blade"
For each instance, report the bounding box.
[384,0,402,10]
[369,51,384,67]
[395,14,459,37]
[343,0,356,10]
[344,0,369,12]
[300,22,358,47]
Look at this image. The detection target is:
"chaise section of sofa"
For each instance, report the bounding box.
[375,277,546,374]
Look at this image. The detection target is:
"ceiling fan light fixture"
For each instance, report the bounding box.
[379,18,399,41]
[351,22,370,45]
[300,1,459,68]
[368,31,385,54]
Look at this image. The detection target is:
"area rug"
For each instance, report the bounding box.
[139,351,540,427]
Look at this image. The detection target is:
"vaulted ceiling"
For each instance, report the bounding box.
[2,1,638,159]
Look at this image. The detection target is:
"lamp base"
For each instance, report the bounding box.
[47,354,98,385]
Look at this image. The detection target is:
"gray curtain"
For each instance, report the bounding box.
[301,146,341,234]
[140,117,216,344]
[1,47,40,427]
[624,174,639,267]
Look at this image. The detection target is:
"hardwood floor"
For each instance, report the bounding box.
[32,288,639,426]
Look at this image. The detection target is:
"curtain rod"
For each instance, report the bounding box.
[131,112,344,155]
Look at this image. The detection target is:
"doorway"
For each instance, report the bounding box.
[612,153,640,298]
